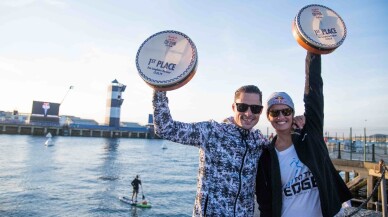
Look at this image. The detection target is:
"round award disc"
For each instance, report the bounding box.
[136,30,198,91]
[292,4,347,54]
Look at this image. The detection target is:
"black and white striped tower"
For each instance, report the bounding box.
[105,79,126,127]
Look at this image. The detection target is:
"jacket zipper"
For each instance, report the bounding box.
[233,136,249,216]
[204,194,208,216]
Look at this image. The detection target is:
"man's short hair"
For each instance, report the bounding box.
[234,85,262,104]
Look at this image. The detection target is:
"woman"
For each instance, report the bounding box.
[255,52,352,217]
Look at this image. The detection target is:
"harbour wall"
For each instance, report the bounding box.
[0,122,156,139]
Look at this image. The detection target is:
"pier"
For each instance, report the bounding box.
[0,122,154,139]
[328,143,388,216]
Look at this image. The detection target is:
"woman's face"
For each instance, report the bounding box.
[267,104,294,133]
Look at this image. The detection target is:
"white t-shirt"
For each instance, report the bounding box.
[276,144,322,217]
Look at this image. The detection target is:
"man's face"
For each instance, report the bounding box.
[232,92,262,130]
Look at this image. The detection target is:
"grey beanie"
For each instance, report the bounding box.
[266,92,294,114]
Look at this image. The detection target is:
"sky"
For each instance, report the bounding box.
[0,0,387,137]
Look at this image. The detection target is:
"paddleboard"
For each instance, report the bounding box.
[119,196,152,208]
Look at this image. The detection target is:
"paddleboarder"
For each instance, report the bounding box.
[131,175,141,203]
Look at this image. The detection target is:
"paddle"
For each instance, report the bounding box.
[141,184,145,200]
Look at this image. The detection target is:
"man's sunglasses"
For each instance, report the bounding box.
[235,103,263,114]
[268,108,293,117]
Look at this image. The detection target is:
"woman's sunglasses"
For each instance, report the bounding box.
[268,108,293,117]
[235,103,263,114]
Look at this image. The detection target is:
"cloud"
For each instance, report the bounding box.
[45,0,67,8]
[0,0,67,8]
[0,0,35,7]
[0,57,23,76]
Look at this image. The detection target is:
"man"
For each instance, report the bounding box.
[131,175,141,203]
[153,85,267,216]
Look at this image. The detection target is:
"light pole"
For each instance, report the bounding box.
[60,86,74,105]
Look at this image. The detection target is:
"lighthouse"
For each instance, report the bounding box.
[105,79,126,127]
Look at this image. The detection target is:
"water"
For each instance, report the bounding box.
[0,135,198,217]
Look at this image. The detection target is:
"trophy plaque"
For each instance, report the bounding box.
[136,30,198,91]
[292,4,347,54]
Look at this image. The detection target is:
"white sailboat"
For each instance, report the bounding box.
[161,143,167,150]
[44,132,54,146]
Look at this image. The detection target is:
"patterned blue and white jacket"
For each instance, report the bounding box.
[153,91,268,217]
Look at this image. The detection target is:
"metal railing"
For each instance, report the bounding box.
[328,142,388,162]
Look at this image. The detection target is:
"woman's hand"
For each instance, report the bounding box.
[293,115,305,130]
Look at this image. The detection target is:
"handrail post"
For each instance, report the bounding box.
[372,144,375,162]
[380,160,387,217]
[337,142,341,159]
